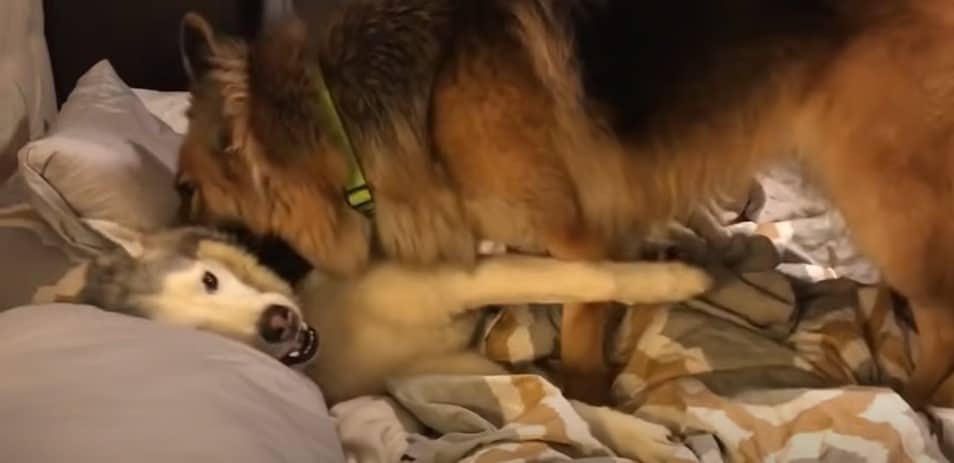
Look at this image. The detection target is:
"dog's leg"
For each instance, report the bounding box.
[904,303,954,408]
[800,19,954,407]
[825,190,954,408]
[543,228,617,405]
[445,256,711,309]
[354,255,710,328]
[817,162,954,408]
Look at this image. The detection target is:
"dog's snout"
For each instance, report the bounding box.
[258,304,298,343]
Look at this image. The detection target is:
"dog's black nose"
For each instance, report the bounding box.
[258,304,297,343]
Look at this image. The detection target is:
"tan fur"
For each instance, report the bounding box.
[177,2,954,406]
[297,255,711,406]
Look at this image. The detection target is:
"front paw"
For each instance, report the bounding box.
[613,261,713,305]
[375,192,476,267]
[668,262,715,300]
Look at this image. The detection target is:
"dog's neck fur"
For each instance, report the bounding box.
[308,59,374,217]
[249,5,458,207]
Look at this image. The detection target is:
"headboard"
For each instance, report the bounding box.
[42,0,295,106]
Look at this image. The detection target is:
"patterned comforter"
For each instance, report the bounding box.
[332,162,954,463]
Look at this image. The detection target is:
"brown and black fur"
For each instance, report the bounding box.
[177,0,954,406]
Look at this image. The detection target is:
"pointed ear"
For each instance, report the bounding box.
[84,219,147,259]
[180,12,219,83]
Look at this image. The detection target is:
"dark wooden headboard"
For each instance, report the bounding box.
[43,0,267,106]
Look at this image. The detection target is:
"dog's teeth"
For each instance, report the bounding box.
[289,351,300,358]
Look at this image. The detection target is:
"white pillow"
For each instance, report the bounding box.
[132,88,190,135]
[18,60,183,254]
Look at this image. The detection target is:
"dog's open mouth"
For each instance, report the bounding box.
[280,325,319,366]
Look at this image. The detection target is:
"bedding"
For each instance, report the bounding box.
[0,304,345,463]
[0,174,79,311]
[329,171,954,463]
[18,60,183,255]
[0,60,190,310]
[0,0,56,181]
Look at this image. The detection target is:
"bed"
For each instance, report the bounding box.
[3,1,954,462]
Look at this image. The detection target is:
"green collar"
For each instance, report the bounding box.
[311,62,374,217]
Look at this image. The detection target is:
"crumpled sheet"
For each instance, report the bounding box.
[331,162,954,462]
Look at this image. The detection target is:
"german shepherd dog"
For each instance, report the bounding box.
[176,0,954,406]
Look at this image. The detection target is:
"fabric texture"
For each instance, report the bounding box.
[0,174,82,311]
[18,60,183,255]
[0,0,56,181]
[0,304,345,463]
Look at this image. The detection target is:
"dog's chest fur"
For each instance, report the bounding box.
[296,272,481,402]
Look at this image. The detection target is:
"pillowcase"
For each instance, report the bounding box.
[0,174,80,311]
[0,304,345,462]
[18,60,183,254]
[132,88,190,134]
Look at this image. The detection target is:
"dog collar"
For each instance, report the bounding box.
[311,61,374,217]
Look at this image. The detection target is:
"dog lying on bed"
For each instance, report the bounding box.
[77,226,709,405]
[77,226,706,462]
[173,1,954,407]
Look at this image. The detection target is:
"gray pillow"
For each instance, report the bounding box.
[0,304,345,463]
[0,174,79,311]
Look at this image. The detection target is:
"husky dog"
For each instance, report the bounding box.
[77,226,710,407]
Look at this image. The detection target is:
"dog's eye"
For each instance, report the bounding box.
[202,271,219,293]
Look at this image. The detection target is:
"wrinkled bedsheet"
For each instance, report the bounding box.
[332,163,954,462]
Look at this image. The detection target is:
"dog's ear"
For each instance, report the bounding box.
[180,12,219,83]
[84,219,146,259]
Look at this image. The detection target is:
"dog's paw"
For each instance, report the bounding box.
[376,192,476,267]
[673,262,715,298]
[611,261,713,305]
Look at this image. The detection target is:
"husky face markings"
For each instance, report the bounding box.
[137,259,302,356]
[79,226,320,367]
